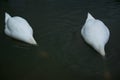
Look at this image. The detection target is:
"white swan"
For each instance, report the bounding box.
[81,13,110,57]
[5,12,37,45]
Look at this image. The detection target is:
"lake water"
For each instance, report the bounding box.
[0,0,120,80]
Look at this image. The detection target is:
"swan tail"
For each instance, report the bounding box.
[87,12,95,21]
[5,12,11,23]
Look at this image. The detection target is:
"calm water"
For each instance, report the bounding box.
[0,0,120,80]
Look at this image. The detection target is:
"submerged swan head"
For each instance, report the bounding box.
[81,12,110,57]
[5,12,37,45]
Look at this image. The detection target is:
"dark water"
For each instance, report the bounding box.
[0,0,120,80]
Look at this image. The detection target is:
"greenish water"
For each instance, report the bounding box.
[0,0,120,80]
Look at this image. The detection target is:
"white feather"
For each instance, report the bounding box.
[5,12,37,45]
[81,12,110,56]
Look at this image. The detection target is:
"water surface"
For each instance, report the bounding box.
[0,0,120,80]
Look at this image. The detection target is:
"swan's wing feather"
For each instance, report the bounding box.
[7,17,33,34]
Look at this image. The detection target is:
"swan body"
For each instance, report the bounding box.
[81,13,110,56]
[5,12,37,45]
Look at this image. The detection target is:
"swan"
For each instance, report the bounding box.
[5,12,37,45]
[81,12,110,57]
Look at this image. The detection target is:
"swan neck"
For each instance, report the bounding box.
[99,46,106,57]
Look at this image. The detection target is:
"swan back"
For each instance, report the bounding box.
[81,13,110,56]
[5,12,37,45]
